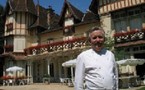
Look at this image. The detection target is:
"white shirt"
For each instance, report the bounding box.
[74,48,118,90]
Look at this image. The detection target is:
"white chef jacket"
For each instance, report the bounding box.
[74,48,118,90]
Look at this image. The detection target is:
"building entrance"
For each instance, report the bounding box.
[0,56,4,84]
[0,46,4,78]
[134,53,145,79]
[0,58,4,76]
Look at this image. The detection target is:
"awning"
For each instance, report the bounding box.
[116,58,145,66]
[6,66,23,72]
[62,59,76,67]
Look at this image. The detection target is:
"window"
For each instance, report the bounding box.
[113,8,142,33]
[61,67,64,77]
[128,8,141,16]
[129,16,142,30]
[14,38,25,52]
[99,0,103,6]
[50,63,54,77]
[8,16,13,23]
[114,19,127,32]
[6,37,13,45]
[103,0,107,4]
[47,38,54,44]
[110,0,116,3]
[63,26,75,36]
[9,60,13,67]
[142,6,145,12]
[6,23,13,32]
[112,11,126,19]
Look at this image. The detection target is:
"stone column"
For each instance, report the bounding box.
[47,59,50,76]
[71,67,74,80]
[27,61,33,84]
[27,61,30,84]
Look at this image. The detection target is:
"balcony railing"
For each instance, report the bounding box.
[4,45,13,52]
[24,36,88,55]
[114,28,145,44]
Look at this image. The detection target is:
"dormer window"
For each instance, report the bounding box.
[65,14,72,18]
[47,38,54,44]
[65,9,72,19]
[6,23,13,32]
[63,25,75,36]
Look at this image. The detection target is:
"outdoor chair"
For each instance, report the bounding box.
[67,78,73,87]
[60,78,66,85]
[3,80,8,86]
[8,79,13,86]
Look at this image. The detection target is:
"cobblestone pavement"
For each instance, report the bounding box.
[120,86,145,90]
[0,83,74,90]
[0,83,144,90]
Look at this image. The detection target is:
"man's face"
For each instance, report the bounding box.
[89,30,105,52]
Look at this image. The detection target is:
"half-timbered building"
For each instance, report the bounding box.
[1,0,100,83]
[90,0,145,85]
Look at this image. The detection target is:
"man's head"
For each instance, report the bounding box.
[88,26,105,52]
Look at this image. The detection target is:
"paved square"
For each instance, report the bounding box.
[0,83,74,90]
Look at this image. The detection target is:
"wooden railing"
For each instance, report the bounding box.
[24,37,88,55]
[114,29,145,44]
[4,45,13,52]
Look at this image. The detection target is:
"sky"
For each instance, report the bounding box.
[0,0,92,15]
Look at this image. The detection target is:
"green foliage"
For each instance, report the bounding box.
[104,30,127,61]
[137,86,145,90]
[114,49,126,61]
[104,31,114,51]
[104,36,114,51]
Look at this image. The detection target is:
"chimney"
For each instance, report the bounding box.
[47,6,54,26]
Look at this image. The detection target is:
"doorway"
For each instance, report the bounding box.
[134,53,145,79]
[0,56,4,84]
[67,67,71,78]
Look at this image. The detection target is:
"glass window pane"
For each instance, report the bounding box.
[114,19,127,32]
[129,16,142,30]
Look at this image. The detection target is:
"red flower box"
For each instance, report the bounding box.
[113,29,139,37]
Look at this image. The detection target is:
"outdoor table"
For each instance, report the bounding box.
[3,78,16,86]
[18,79,27,85]
[43,77,50,84]
[3,80,9,86]
[62,78,73,86]
[59,78,71,85]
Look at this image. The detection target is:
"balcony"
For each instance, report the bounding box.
[6,23,13,32]
[24,36,88,55]
[4,45,13,52]
[114,28,145,47]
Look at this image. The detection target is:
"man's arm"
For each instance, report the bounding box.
[112,53,119,90]
[114,62,119,90]
[74,55,85,90]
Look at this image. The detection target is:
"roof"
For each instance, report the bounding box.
[47,6,61,31]
[30,4,48,30]
[89,0,99,14]
[0,5,4,16]
[31,5,61,33]
[82,10,100,22]
[6,0,37,15]
[59,0,84,26]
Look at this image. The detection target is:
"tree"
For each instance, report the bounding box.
[114,49,127,61]
[104,31,127,61]
[104,31,114,51]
